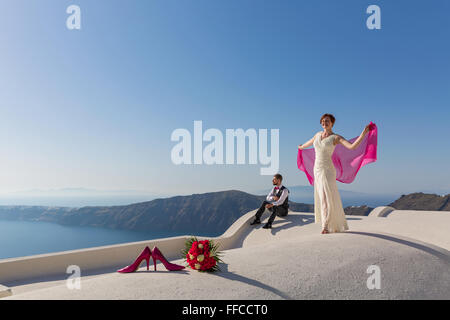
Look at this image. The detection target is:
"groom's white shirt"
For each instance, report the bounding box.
[266,185,289,206]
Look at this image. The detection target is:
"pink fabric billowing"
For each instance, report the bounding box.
[297,121,378,185]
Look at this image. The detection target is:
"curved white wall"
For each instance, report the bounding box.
[0,209,258,285]
[1,206,396,289]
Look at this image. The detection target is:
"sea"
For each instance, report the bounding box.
[0,194,222,260]
[0,220,219,260]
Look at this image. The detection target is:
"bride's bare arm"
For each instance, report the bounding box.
[298,134,316,150]
[335,125,370,150]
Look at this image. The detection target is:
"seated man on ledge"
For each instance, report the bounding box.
[250,173,289,229]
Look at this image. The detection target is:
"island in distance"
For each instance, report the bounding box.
[0,191,448,235]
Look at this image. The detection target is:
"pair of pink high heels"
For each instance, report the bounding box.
[117,246,185,273]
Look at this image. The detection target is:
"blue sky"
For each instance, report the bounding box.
[0,0,449,198]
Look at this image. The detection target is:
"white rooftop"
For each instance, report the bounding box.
[2,208,449,299]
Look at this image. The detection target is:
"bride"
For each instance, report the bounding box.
[298,114,370,234]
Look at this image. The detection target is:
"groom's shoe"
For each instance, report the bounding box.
[250,219,261,225]
[262,223,272,229]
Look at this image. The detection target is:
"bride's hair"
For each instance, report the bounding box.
[320,113,335,125]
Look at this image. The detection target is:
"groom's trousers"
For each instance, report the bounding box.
[254,201,288,225]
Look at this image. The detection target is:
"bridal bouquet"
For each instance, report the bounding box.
[182,236,223,272]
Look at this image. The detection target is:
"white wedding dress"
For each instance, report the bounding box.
[313,132,349,232]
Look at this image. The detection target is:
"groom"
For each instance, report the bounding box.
[250,173,289,229]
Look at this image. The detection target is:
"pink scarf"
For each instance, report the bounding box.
[297,121,378,185]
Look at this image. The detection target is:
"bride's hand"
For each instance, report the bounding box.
[298,144,303,150]
[362,124,371,136]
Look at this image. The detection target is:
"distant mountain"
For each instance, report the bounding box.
[342,192,450,215]
[258,185,398,208]
[388,192,450,211]
[5,187,154,195]
[0,190,313,234]
[0,188,163,207]
[0,191,447,235]
[343,205,373,216]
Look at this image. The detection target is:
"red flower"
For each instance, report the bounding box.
[184,237,221,272]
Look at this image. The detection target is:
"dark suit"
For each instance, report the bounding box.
[254,186,289,225]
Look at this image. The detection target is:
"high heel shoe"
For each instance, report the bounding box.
[151,246,185,271]
[117,246,151,273]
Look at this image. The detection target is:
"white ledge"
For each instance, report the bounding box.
[0,285,12,298]
[0,209,259,286]
[368,206,395,217]
[2,206,447,296]
[2,207,450,300]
